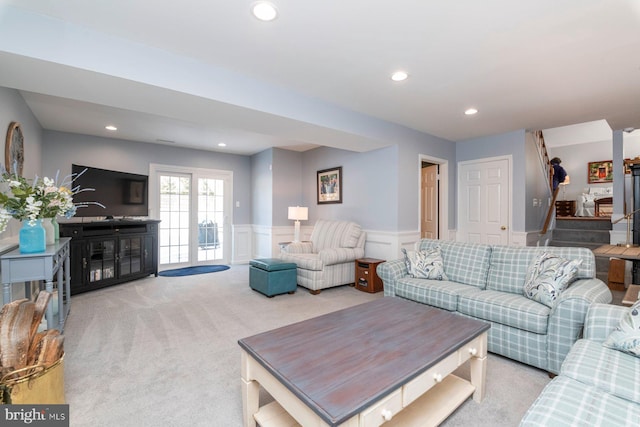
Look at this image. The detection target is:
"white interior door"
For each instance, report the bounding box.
[421,164,439,239]
[458,157,510,244]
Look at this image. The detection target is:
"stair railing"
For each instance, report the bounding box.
[541,187,560,236]
[533,129,557,237]
[532,130,554,191]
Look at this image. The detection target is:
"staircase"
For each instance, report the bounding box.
[550,217,612,282]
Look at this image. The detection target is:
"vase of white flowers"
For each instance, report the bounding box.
[19,219,46,253]
[0,173,47,253]
[0,170,96,253]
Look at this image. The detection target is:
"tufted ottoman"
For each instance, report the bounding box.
[249,258,297,297]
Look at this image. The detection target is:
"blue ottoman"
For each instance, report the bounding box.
[249,258,297,297]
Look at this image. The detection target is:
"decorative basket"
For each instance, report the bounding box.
[0,355,65,404]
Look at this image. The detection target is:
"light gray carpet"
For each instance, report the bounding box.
[64,265,550,426]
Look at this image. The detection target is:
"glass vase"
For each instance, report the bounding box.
[19,219,46,253]
[52,217,60,241]
[43,218,55,245]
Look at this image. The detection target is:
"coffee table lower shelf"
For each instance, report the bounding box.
[254,374,475,427]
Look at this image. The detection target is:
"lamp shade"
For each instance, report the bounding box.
[288,206,308,221]
[560,175,571,185]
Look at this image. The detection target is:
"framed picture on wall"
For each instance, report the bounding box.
[317,166,342,204]
[588,160,613,183]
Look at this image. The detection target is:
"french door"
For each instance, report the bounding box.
[150,165,232,268]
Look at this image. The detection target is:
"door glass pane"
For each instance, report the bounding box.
[89,240,115,282]
[197,177,224,262]
[159,174,190,265]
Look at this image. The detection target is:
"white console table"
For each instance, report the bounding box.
[1,237,71,331]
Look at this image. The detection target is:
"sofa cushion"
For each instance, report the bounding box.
[310,220,361,251]
[520,375,640,427]
[395,278,480,312]
[603,299,640,358]
[401,248,448,280]
[583,303,629,342]
[523,252,581,308]
[416,239,491,289]
[487,246,595,294]
[281,253,323,271]
[458,290,550,334]
[340,222,362,248]
[562,339,640,403]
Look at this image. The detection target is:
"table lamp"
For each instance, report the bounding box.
[288,206,308,242]
[560,175,570,200]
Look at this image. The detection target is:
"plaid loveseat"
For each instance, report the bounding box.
[377,239,612,375]
[520,304,640,425]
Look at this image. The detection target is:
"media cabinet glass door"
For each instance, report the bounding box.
[119,236,143,277]
[88,239,116,282]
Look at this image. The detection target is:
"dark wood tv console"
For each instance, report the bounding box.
[59,220,160,294]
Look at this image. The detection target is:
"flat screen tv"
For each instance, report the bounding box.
[71,164,149,218]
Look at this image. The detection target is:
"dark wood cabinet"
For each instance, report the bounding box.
[355,258,385,293]
[60,220,160,294]
[555,200,576,217]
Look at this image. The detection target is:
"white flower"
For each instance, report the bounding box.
[0,207,11,234]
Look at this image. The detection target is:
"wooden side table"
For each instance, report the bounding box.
[595,196,613,217]
[355,258,385,293]
[555,200,576,217]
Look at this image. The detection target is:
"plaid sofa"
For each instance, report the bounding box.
[520,303,640,426]
[377,239,612,375]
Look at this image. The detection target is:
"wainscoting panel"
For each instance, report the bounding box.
[231,224,252,264]
[241,226,475,264]
[252,225,273,259]
[364,230,421,262]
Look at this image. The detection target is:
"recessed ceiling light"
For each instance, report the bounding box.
[252,2,278,21]
[464,108,478,116]
[218,143,227,147]
[390,71,409,82]
[105,125,117,131]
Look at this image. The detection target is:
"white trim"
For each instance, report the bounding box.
[149,163,234,265]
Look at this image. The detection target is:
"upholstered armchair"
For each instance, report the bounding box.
[280,220,366,294]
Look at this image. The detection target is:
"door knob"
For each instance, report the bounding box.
[501,226,507,230]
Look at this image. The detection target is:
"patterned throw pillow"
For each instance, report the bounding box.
[603,299,640,358]
[401,248,448,280]
[523,252,582,307]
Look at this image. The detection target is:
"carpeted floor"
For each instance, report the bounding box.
[64,265,552,426]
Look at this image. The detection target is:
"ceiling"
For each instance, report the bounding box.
[0,1,639,155]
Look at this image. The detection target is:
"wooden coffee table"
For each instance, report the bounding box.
[238,297,490,427]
